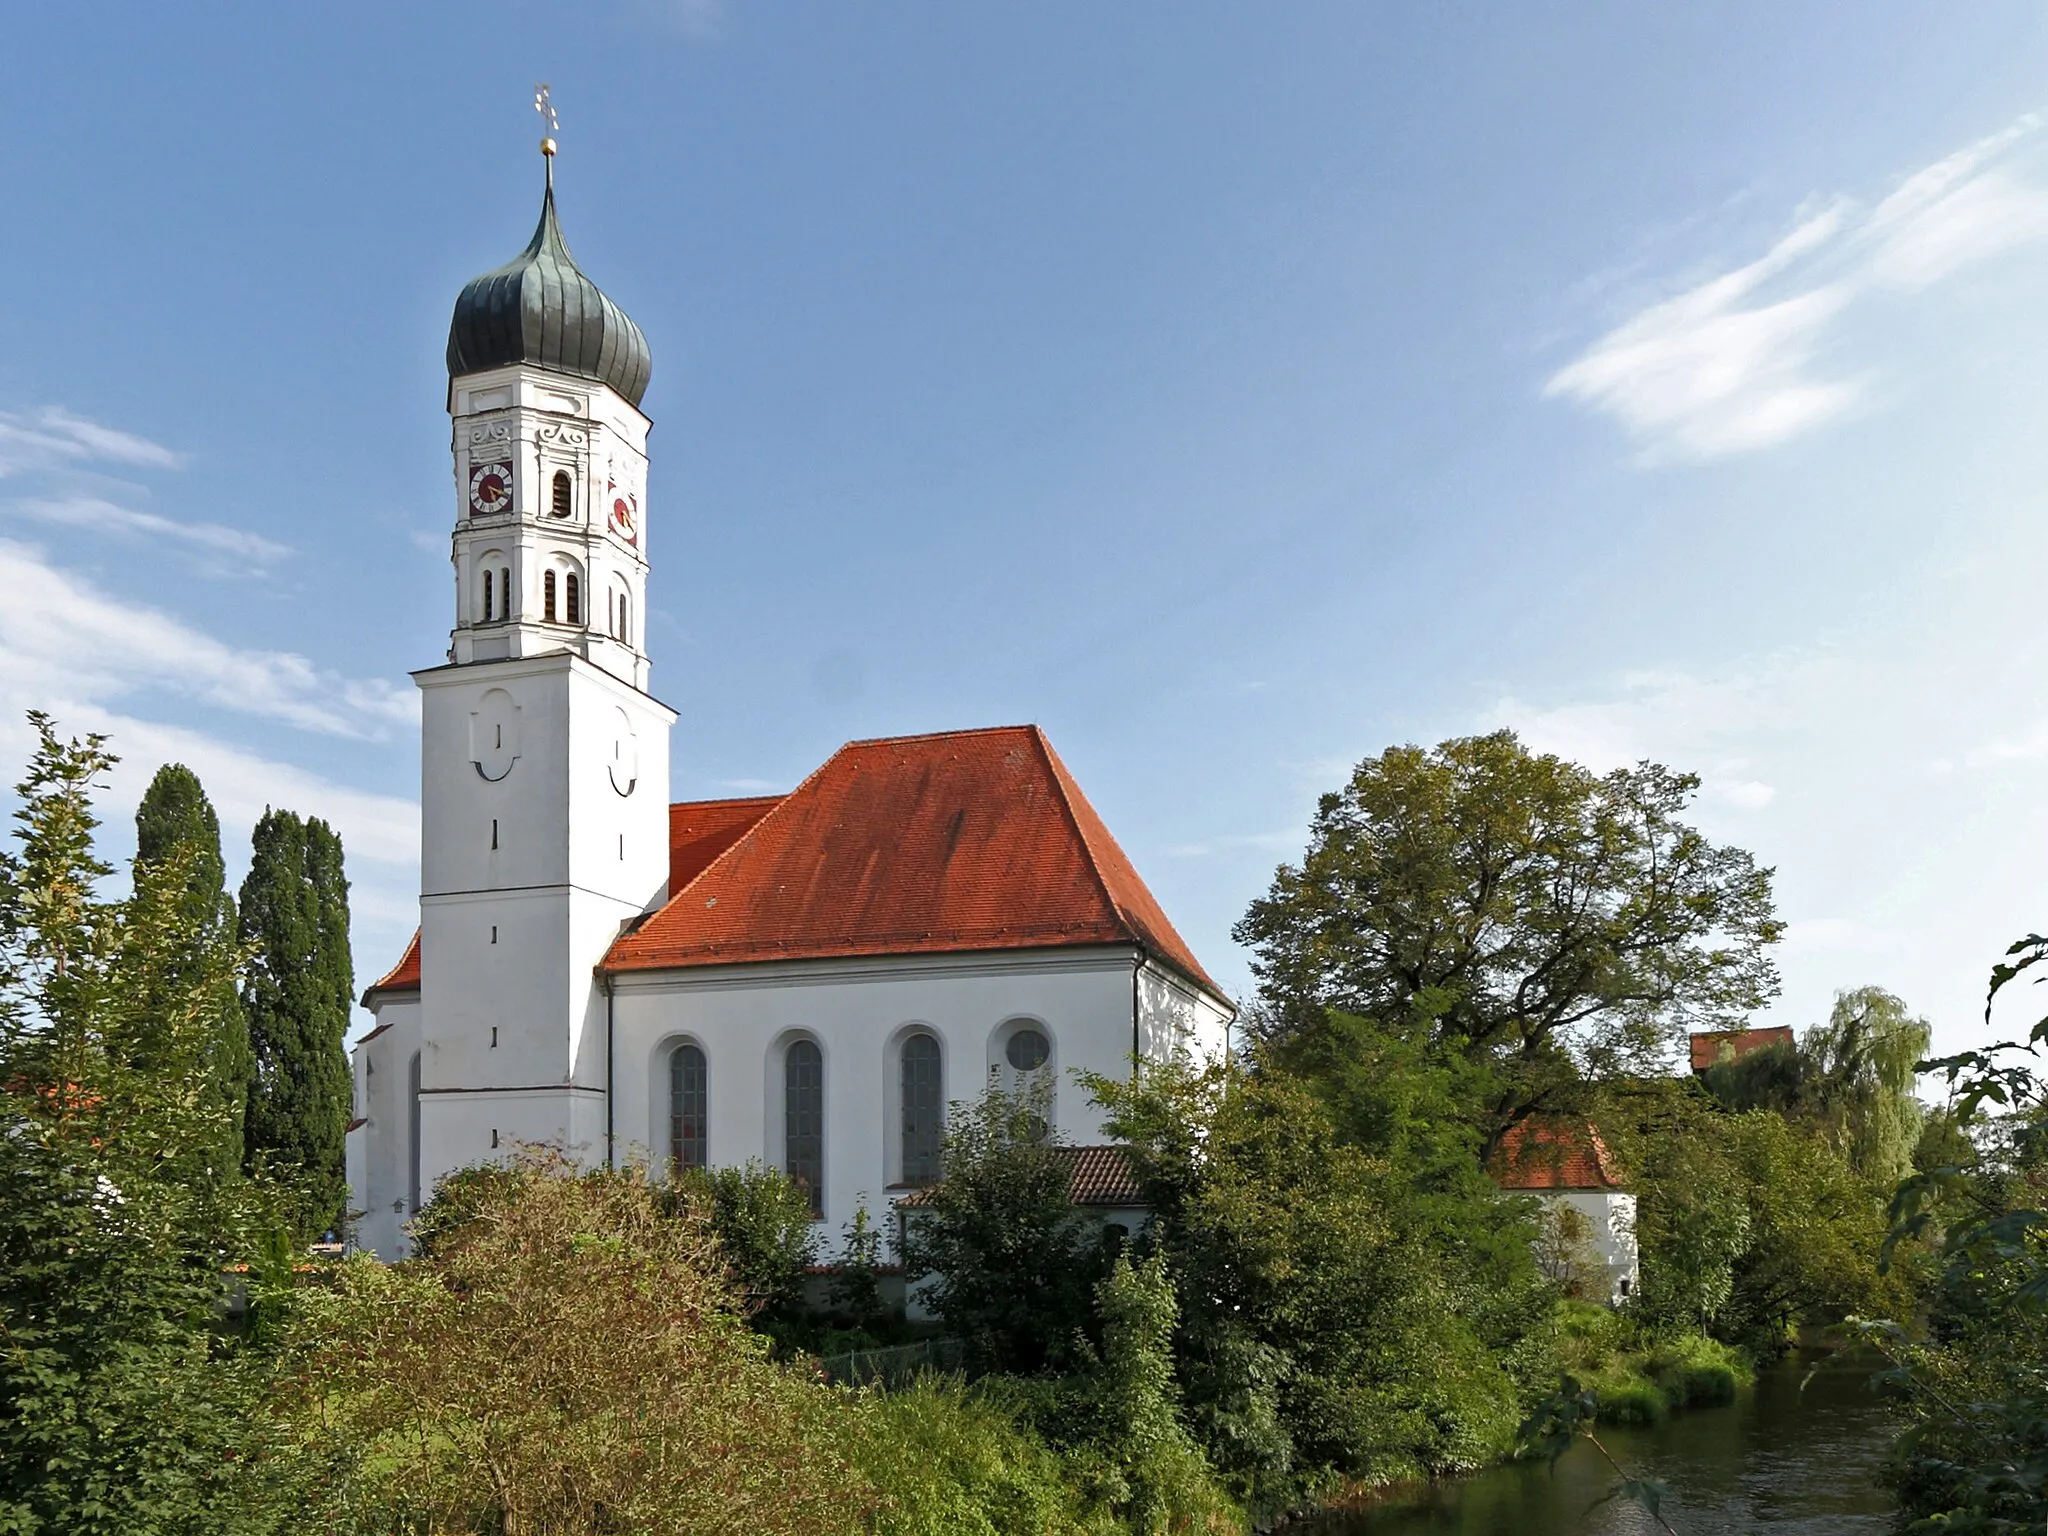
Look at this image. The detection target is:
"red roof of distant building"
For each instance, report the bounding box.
[1488,1117,1624,1192]
[604,726,1224,999]
[898,1144,1144,1208]
[1689,1026,1795,1075]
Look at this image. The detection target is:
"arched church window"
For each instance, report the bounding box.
[551,470,572,518]
[900,1032,942,1186]
[500,567,512,619]
[620,590,630,644]
[785,1039,824,1217]
[565,572,581,626]
[670,1043,707,1172]
[543,569,557,623]
[482,569,495,623]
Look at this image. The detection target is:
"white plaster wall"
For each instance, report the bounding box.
[1137,961,1234,1066]
[347,998,421,1259]
[1549,1189,1639,1307]
[610,946,1194,1255]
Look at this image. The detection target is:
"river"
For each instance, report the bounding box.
[1303,1351,1896,1535]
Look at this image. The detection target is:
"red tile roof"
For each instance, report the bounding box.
[360,930,421,1008]
[1689,1026,1795,1075]
[898,1144,1144,1208]
[1488,1117,1624,1192]
[604,726,1224,999]
[668,795,783,894]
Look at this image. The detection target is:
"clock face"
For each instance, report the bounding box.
[608,707,639,797]
[469,462,513,517]
[606,469,639,546]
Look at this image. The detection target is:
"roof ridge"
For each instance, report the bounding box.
[636,747,847,925]
[669,793,786,813]
[839,724,1037,750]
[1029,727,1133,943]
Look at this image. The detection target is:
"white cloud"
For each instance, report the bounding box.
[4,496,289,564]
[1547,118,2048,459]
[1164,830,1302,859]
[0,408,180,476]
[1717,780,1776,810]
[713,776,783,793]
[0,539,412,739]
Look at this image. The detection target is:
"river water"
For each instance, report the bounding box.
[1304,1351,1896,1535]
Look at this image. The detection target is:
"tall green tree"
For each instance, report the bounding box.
[1702,985,1931,1187]
[134,763,250,1178]
[0,714,291,1534]
[1236,730,1783,1146]
[238,809,353,1242]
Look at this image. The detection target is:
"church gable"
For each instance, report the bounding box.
[603,725,1221,997]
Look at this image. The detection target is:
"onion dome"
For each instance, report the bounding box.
[446,180,652,407]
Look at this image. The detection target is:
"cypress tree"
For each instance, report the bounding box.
[133,763,250,1179]
[239,808,355,1241]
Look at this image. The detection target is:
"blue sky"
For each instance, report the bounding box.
[5,4,2048,1055]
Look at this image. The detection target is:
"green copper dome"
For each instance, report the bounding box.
[446,184,652,408]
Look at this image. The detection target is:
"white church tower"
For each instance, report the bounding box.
[413,134,674,1190]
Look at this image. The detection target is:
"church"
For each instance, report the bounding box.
[345,145,1234,1261]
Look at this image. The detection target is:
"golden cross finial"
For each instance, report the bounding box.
[535,83,559,181]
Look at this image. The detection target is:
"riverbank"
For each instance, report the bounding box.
[1548,1302,1753,1426]
[1298,1350,1895,1534]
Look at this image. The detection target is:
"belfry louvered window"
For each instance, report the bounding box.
[901,1033,942,1186]
[482,569,495,622]
[565,572,581,626]
[785,1040,824,1217]
[670,1044,707,1172]
[551,470,572,518]
[543,570,557,623]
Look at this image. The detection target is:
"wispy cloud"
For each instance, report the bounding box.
[0,408,180,476]
[1546,116,2048,459]
[1163,830,1302,859]
[4,496,289,564]
[713,776,782,793]
[0,540,412,738]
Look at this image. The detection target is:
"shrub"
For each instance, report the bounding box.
[674,1160,818,1325]
[1592,1378,1667,1427]
[270,1152,870,1535]
[900,1086,1110,1374]
[853,1378,1115,1536]
[1644,1333,1747,1409]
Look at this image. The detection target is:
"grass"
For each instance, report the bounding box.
[1544,1300,1752,1427]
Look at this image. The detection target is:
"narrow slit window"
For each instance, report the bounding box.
[565,572,581,626]
[670,1044,708,1172]
[551,470,572,518]
[482,568,495,622]
[543,569,557,623]
[501,568,512,618]
[785,1040,824,1217]
[901,1033,942,1186]
[619,591,629,644]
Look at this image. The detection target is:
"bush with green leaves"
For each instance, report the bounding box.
[672,1159,818,1328]
[899,1085,1114,1375]
[270,1151,870,1536]
[1873,934,2048,1531]
[1095,1055,1540,1517]
[1603,1079,1907,1353]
